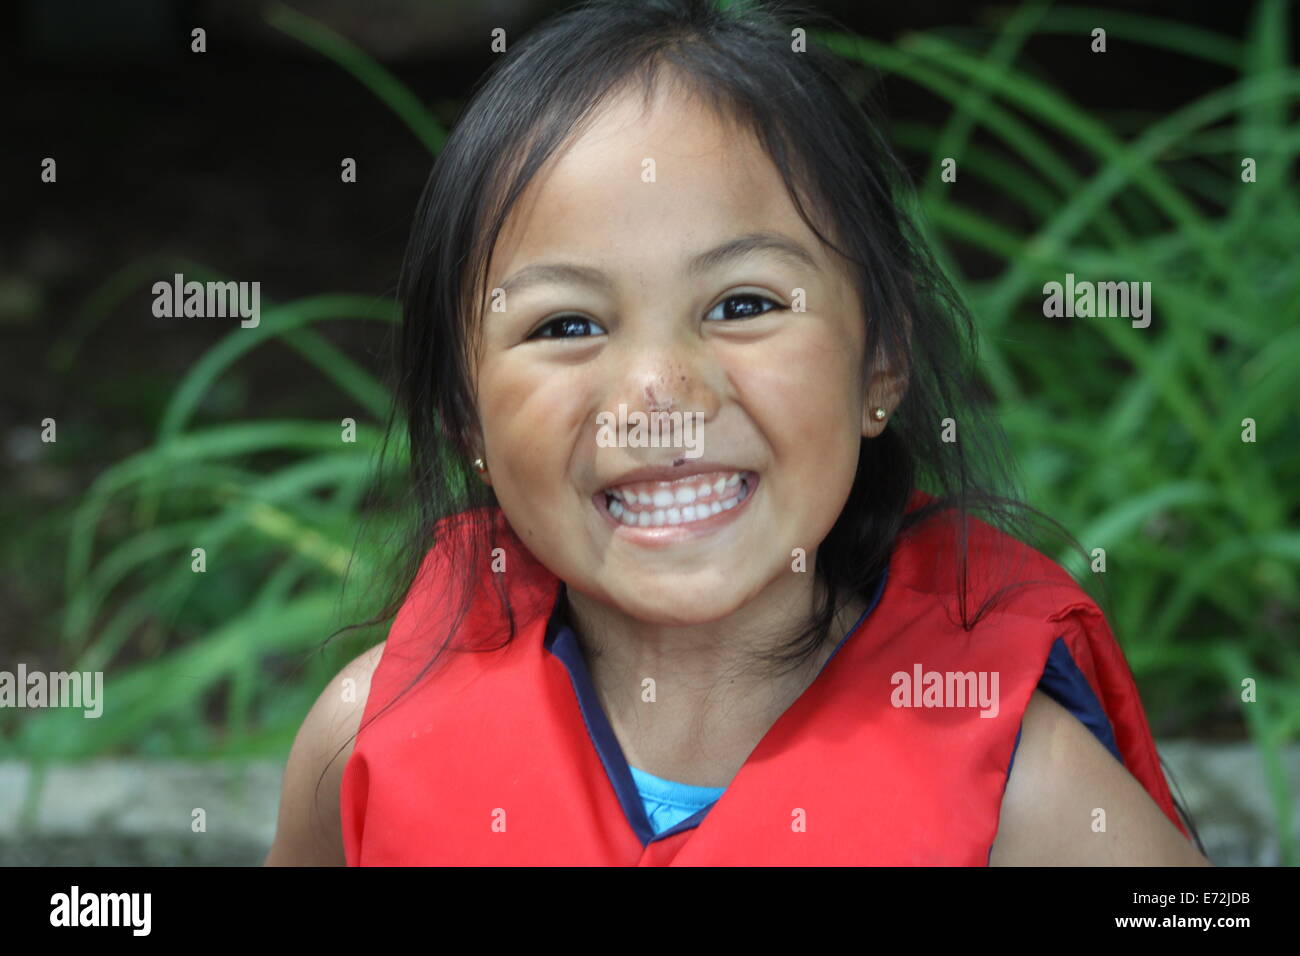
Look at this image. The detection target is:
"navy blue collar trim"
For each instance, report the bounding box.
[544,565,891,847]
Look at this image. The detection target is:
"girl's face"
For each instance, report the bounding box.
[474,80,888,625]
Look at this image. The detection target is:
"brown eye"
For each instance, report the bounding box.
[529,315,606,339]
[705,293,781,321]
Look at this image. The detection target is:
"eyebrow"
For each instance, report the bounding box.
[497,232,819,296]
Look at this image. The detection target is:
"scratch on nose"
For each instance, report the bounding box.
[645,378,674,413]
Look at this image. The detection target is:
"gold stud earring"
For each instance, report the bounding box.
[871,407,887,421]
[473,457,486,473]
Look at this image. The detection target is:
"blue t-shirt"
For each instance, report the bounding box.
[628,765,726,836]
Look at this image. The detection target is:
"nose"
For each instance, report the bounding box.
[619,347,721,424]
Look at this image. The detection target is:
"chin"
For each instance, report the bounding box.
[603,580,755,626]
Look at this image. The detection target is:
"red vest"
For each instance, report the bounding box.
[341,493,1186,864]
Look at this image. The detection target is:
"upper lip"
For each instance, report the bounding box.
[598,461,751,491]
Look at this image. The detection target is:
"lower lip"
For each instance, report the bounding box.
[592,473,758,545]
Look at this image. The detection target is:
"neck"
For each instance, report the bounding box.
[562,569,867,787]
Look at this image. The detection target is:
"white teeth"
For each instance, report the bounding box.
[603,472,747,503]
[604,475,751,527]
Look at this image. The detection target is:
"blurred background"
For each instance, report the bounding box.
[1,0,1296,865]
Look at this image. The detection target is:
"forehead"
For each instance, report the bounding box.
[486,78,832,285]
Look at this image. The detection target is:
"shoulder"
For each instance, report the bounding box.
[989,690,1211,866]
[263,642,386,866]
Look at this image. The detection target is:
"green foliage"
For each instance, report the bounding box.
[7,291,402,763]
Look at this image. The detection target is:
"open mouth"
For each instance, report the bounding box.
[598,470,756,528]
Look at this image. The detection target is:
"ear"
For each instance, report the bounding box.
[861,341,908,438]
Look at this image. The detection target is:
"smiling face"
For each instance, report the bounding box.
[471,76,892,626]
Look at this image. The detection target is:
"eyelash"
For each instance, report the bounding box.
[527,292,784,340]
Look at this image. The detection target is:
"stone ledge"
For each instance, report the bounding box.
[1159,740,1298,867]
[0,759,282,866]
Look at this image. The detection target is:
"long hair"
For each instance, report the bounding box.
[336,0,1204,854]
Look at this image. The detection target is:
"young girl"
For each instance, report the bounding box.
[267,0,1211,866]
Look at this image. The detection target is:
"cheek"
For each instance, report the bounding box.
[477,357,589,488]
[730,322,863,447]
[729,322,863,532]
